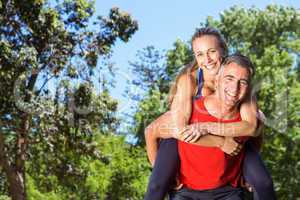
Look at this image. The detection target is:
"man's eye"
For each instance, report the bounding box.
[240,81,248,86]
[197,53,203,57]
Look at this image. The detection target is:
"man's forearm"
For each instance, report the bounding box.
[144,110,189,166]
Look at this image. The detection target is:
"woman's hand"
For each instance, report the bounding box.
[178,123,209,143]
[220,137,243,156]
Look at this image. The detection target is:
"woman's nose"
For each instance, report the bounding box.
[203,52,212,64]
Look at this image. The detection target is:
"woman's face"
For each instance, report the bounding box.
[192,35,223,81]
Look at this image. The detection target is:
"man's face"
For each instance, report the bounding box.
[217,62,250,108]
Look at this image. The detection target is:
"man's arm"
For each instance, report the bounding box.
[247,110,266,151]
[145,124,159,166]
[145,111,177,166]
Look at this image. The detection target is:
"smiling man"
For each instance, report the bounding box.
[171,54,255,200]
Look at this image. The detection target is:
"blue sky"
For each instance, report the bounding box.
[96,0,300,115]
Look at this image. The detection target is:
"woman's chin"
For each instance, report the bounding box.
[206,69,219,77]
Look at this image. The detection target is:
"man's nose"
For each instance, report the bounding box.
[229,81,240,94]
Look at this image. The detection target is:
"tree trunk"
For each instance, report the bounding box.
[0,59,38,200]
[0,134,26,200]
[7,169,26,200]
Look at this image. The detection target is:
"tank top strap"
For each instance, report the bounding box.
[195,67,203,99]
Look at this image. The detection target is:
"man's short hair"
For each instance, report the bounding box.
[220,53,255,80]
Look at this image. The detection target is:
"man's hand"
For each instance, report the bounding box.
[173,174,183,190]
[219,137,243,156]
[241,176,254,192]
[178,123,209,143]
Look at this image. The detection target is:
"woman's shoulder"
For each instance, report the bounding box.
[176,71,197,92]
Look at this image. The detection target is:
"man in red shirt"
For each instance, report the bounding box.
[171,54,255,200]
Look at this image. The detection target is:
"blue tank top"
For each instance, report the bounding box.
[194,67,203,99]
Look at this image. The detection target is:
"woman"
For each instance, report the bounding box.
[144,27,276,200]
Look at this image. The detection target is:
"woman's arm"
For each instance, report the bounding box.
[145,115,241,165]
[179,132,242,156]
[189,95,260,137]
[145,110,243,165]
[169,73,195,136]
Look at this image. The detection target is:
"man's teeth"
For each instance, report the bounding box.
[226,91,237,97]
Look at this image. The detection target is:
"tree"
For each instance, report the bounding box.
[0,0,138,199]
[25,133,150,200]
[130,5,300,198]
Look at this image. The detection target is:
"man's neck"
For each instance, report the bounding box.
[205,94,240,120]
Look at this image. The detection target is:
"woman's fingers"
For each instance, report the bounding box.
[176,127,189,139]
[182,126,204,143]
[184,131,196,143]
[189,132,201,143]
[177,127,190,140]
[179,126,189,134]
[181,129,193,141]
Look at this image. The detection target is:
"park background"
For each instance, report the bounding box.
[0,0,300,199]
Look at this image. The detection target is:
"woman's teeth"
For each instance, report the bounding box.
[205,64,215,70]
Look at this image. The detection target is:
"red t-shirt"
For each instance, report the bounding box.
[178,96,248,190]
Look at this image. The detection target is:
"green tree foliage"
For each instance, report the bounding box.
[130,5,300,199]
[0,0,138,199]
[26,134,150,200]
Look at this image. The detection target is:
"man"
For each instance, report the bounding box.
[171,54,255,200]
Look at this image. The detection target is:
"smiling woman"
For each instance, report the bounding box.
[192,35,224,94]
